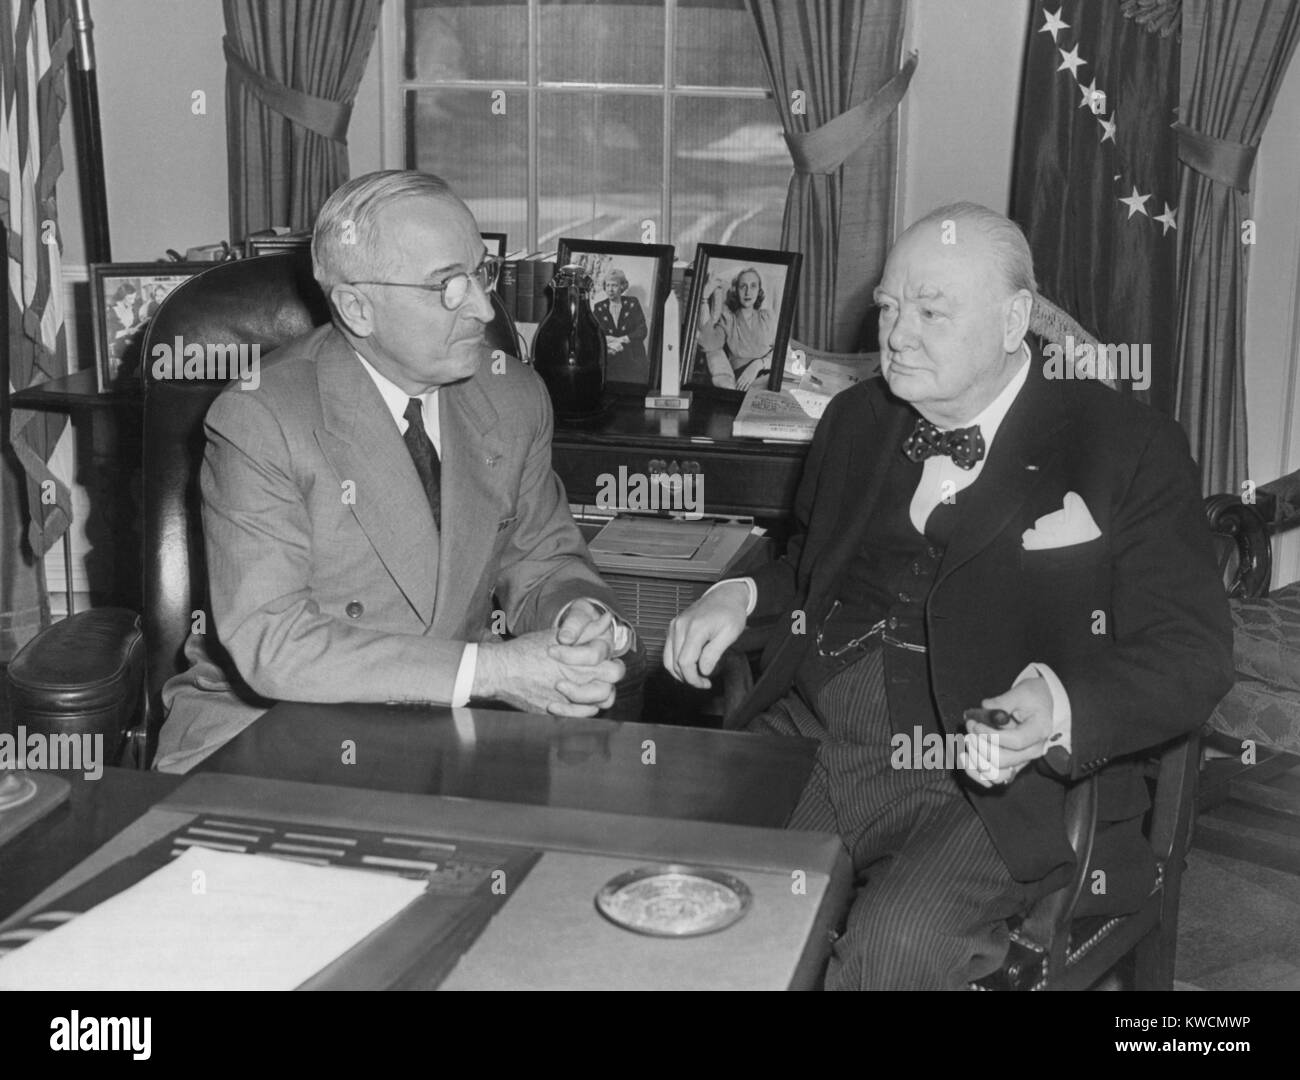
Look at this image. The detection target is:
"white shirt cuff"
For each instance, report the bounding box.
[452,643,477,707]
[555,597,634,656]
[1016,661,1072,756]
[703,576,757,616]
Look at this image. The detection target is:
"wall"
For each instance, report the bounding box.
[896,0,1030,229]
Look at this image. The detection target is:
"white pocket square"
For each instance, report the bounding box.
[1021,492,1102,550]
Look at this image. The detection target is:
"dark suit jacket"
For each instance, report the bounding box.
[728,357,1234,884]
[156,324,619,772]
[594,296,648,383]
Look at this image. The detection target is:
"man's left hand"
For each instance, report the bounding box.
[962,677,1054,788]
[555,598,622,653]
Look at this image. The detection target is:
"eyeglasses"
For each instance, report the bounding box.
[349,256,501,311]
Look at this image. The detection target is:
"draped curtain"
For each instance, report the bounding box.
[744,0,914,353]
[1,0,72,658]
[1174,0,1300,495]
[224,0,381,242]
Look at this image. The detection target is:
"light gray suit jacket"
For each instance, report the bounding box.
[155,325,618,772]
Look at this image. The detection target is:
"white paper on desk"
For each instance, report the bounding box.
[0,846,425,991]
[589,517,711,559]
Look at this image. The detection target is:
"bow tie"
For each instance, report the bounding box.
[902,417,986,470]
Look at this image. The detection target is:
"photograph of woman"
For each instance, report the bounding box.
[694,266,781,389]
[593,267,649,384]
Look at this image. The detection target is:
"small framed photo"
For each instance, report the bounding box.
[90,262,208,391]
[555,238,675,389]
[682,244,802,395]
[243,231,312,259]
[480,232,508,258]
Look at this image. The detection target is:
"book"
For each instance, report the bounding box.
[515,259,536,323]
[732,387,819,442]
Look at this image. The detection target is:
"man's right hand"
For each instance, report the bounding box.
[473,631,625,717]
[663,581,749,689]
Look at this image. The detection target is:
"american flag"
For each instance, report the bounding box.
[2,0,73,562]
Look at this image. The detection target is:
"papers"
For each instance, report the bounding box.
[589,517,710,560]
[588,518,755,580]
[0,847,425,991]
[732,389,819,441]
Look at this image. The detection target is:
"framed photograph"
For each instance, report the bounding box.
[243,231,311,259]
[90,262,208,391]
[682,244,802,395]
[480,232,508,258]
[555,238,675,390]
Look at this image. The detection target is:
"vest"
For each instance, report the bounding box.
[796,447,961,736]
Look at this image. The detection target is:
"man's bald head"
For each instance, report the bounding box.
[900,202,1037,300]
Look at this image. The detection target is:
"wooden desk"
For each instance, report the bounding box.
[553,392,808,529]
[0,767,849,989]
[198,702,817,828]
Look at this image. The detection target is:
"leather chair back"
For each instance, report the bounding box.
[139,252,520,758]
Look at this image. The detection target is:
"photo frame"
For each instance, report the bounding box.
[682,244,802,396]
[555,238,675,390]
[243,231,311,259]
[480,232,508,258]
[90,262,208,391]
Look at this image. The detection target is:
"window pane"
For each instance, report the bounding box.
[538,0,664,85]
[406,0,527,82]
[675,0,766,87]
[671,96,787,253]
[406,90,529,243]
[537,92,664,247]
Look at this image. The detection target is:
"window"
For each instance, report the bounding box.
[402,0,787,255]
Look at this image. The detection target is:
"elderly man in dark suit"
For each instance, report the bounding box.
[664,202,1232,989]
[156,170,631,772]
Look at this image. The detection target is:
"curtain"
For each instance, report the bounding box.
[745,0,914,353]
[1175,0,1300,495]
[1,0,72,659]
[224,0,382,242]
[1011,2,1180,413]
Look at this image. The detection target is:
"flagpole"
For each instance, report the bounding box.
[69,0,110,263]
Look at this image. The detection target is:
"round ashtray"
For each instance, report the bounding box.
[595,865,752,937]
[0,774,38,811]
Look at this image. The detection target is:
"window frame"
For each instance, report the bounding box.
[392,0,775,252]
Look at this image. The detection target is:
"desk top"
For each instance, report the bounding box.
[0,772,850,989]
[199,703,817,829]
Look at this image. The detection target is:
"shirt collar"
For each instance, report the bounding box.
[957,343,1031,453]
[354,350,438,432]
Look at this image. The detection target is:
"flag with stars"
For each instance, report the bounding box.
[1011,2,1180,414]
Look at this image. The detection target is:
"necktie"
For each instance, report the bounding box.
[902,417,986,471]
[402,397,442,530]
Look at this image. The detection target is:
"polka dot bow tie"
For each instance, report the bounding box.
[902,417,986,470]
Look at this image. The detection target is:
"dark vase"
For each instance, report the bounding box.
[531,264,606,420]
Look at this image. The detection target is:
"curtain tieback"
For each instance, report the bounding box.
[223,38,352,143]
[784,50,918,175]
[1172,121,1256,191]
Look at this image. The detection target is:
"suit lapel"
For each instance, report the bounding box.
[432,372,509,635]
[313,332,440,622]
[936,359,1070,585]
[805,388,914,609]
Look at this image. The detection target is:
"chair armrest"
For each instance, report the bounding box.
[1014,774,1099,955]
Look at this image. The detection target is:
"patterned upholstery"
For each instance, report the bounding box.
[1210,581,1300,755]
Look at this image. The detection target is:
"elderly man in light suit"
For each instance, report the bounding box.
[665,202,1232,989]
[156,171,632,772]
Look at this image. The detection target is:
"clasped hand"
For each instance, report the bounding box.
[474,601,625,717]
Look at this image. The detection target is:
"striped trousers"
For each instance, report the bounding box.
[753,645,1040,990]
